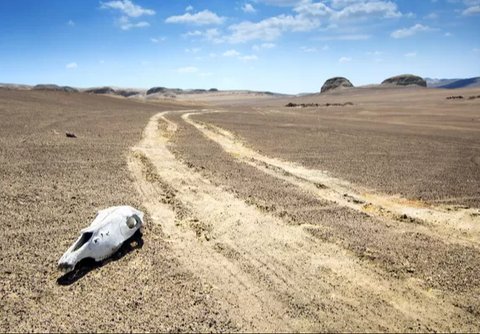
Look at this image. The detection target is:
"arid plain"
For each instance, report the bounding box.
[1,86,479,332]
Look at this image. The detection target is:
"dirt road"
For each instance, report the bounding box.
[129,109,480,332]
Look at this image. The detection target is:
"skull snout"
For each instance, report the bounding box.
[58,262,74,273]
[58,231,94,272]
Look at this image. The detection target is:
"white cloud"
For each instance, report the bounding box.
[242,3,257,13]
[391,24,431,38]
[221,49,258,61]
[118,16,149,30]
[177,66,199,74]
[186,47,201,54]
[166,10,225,25]
[186,5,194,12]
[338,56,352,63]
[101,0,155,17]
[66,62,78,69]
[404,51,417,57]
[333,1,402,19]
[184,30,202,37]
[228,14,319,43]
[294,1,333,17]
[366,50,383,56]
[183,28,224,43]
[253,42,276,50]
[255,0,301,5]
[224,1,399,43]
[295,0,401,19]
[151,36,166,43]
[444,32,453,37]
[239,55,258,61]
[67,20,75,26]
[261,42,276,48]
[223,49,241,57]
[330,0,360,9]
[301,46,317,52]
[424,12,438,19]
[463,5,480,15]
[317,34,371,41]
[366,50,383,62]
[179,0,402,44]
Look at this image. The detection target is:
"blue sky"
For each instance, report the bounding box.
[0,0,479,93]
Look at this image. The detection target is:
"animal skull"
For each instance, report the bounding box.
[58,206,144,273]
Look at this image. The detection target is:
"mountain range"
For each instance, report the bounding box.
[425,77,480,89]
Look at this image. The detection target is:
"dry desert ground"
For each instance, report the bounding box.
[1,87,480,332]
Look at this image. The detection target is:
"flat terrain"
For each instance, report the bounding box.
[0,89,235,332]
[199,87,480,207]
[1,87,480,332]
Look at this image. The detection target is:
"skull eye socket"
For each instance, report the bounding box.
[72,232,93,251]
[126,216,137,229]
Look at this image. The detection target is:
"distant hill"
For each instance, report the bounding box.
[426,77,480,89]
[0,83,32,90]
[382,74,426,87]
[320,77,354,94]
[33,84,78,93]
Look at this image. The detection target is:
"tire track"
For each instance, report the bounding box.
[128,111,479,332]
[183,110,480,249]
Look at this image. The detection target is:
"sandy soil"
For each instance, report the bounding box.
[128,110,480,331]
[2,87,480,332]
[0,90,235,332]
[198,87,480,207]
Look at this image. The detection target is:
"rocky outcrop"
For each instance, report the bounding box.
[146,87,167,95]
[85,87,115,94]
[381,74,426,87]
[33,84,78,93]
[115,90,140,97]
[320,77,354,93]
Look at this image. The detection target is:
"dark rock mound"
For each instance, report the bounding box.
[146,87,167,95]
[62,86,78,93]
[33,84,62,91]
[320,77,354,93]
[381,74,426,87]
[85,87,115,94]
[192,89,207,94]
[115,90,140,97]
[33,84,78,93]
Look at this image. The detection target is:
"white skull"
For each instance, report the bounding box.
[58,206,144,273]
